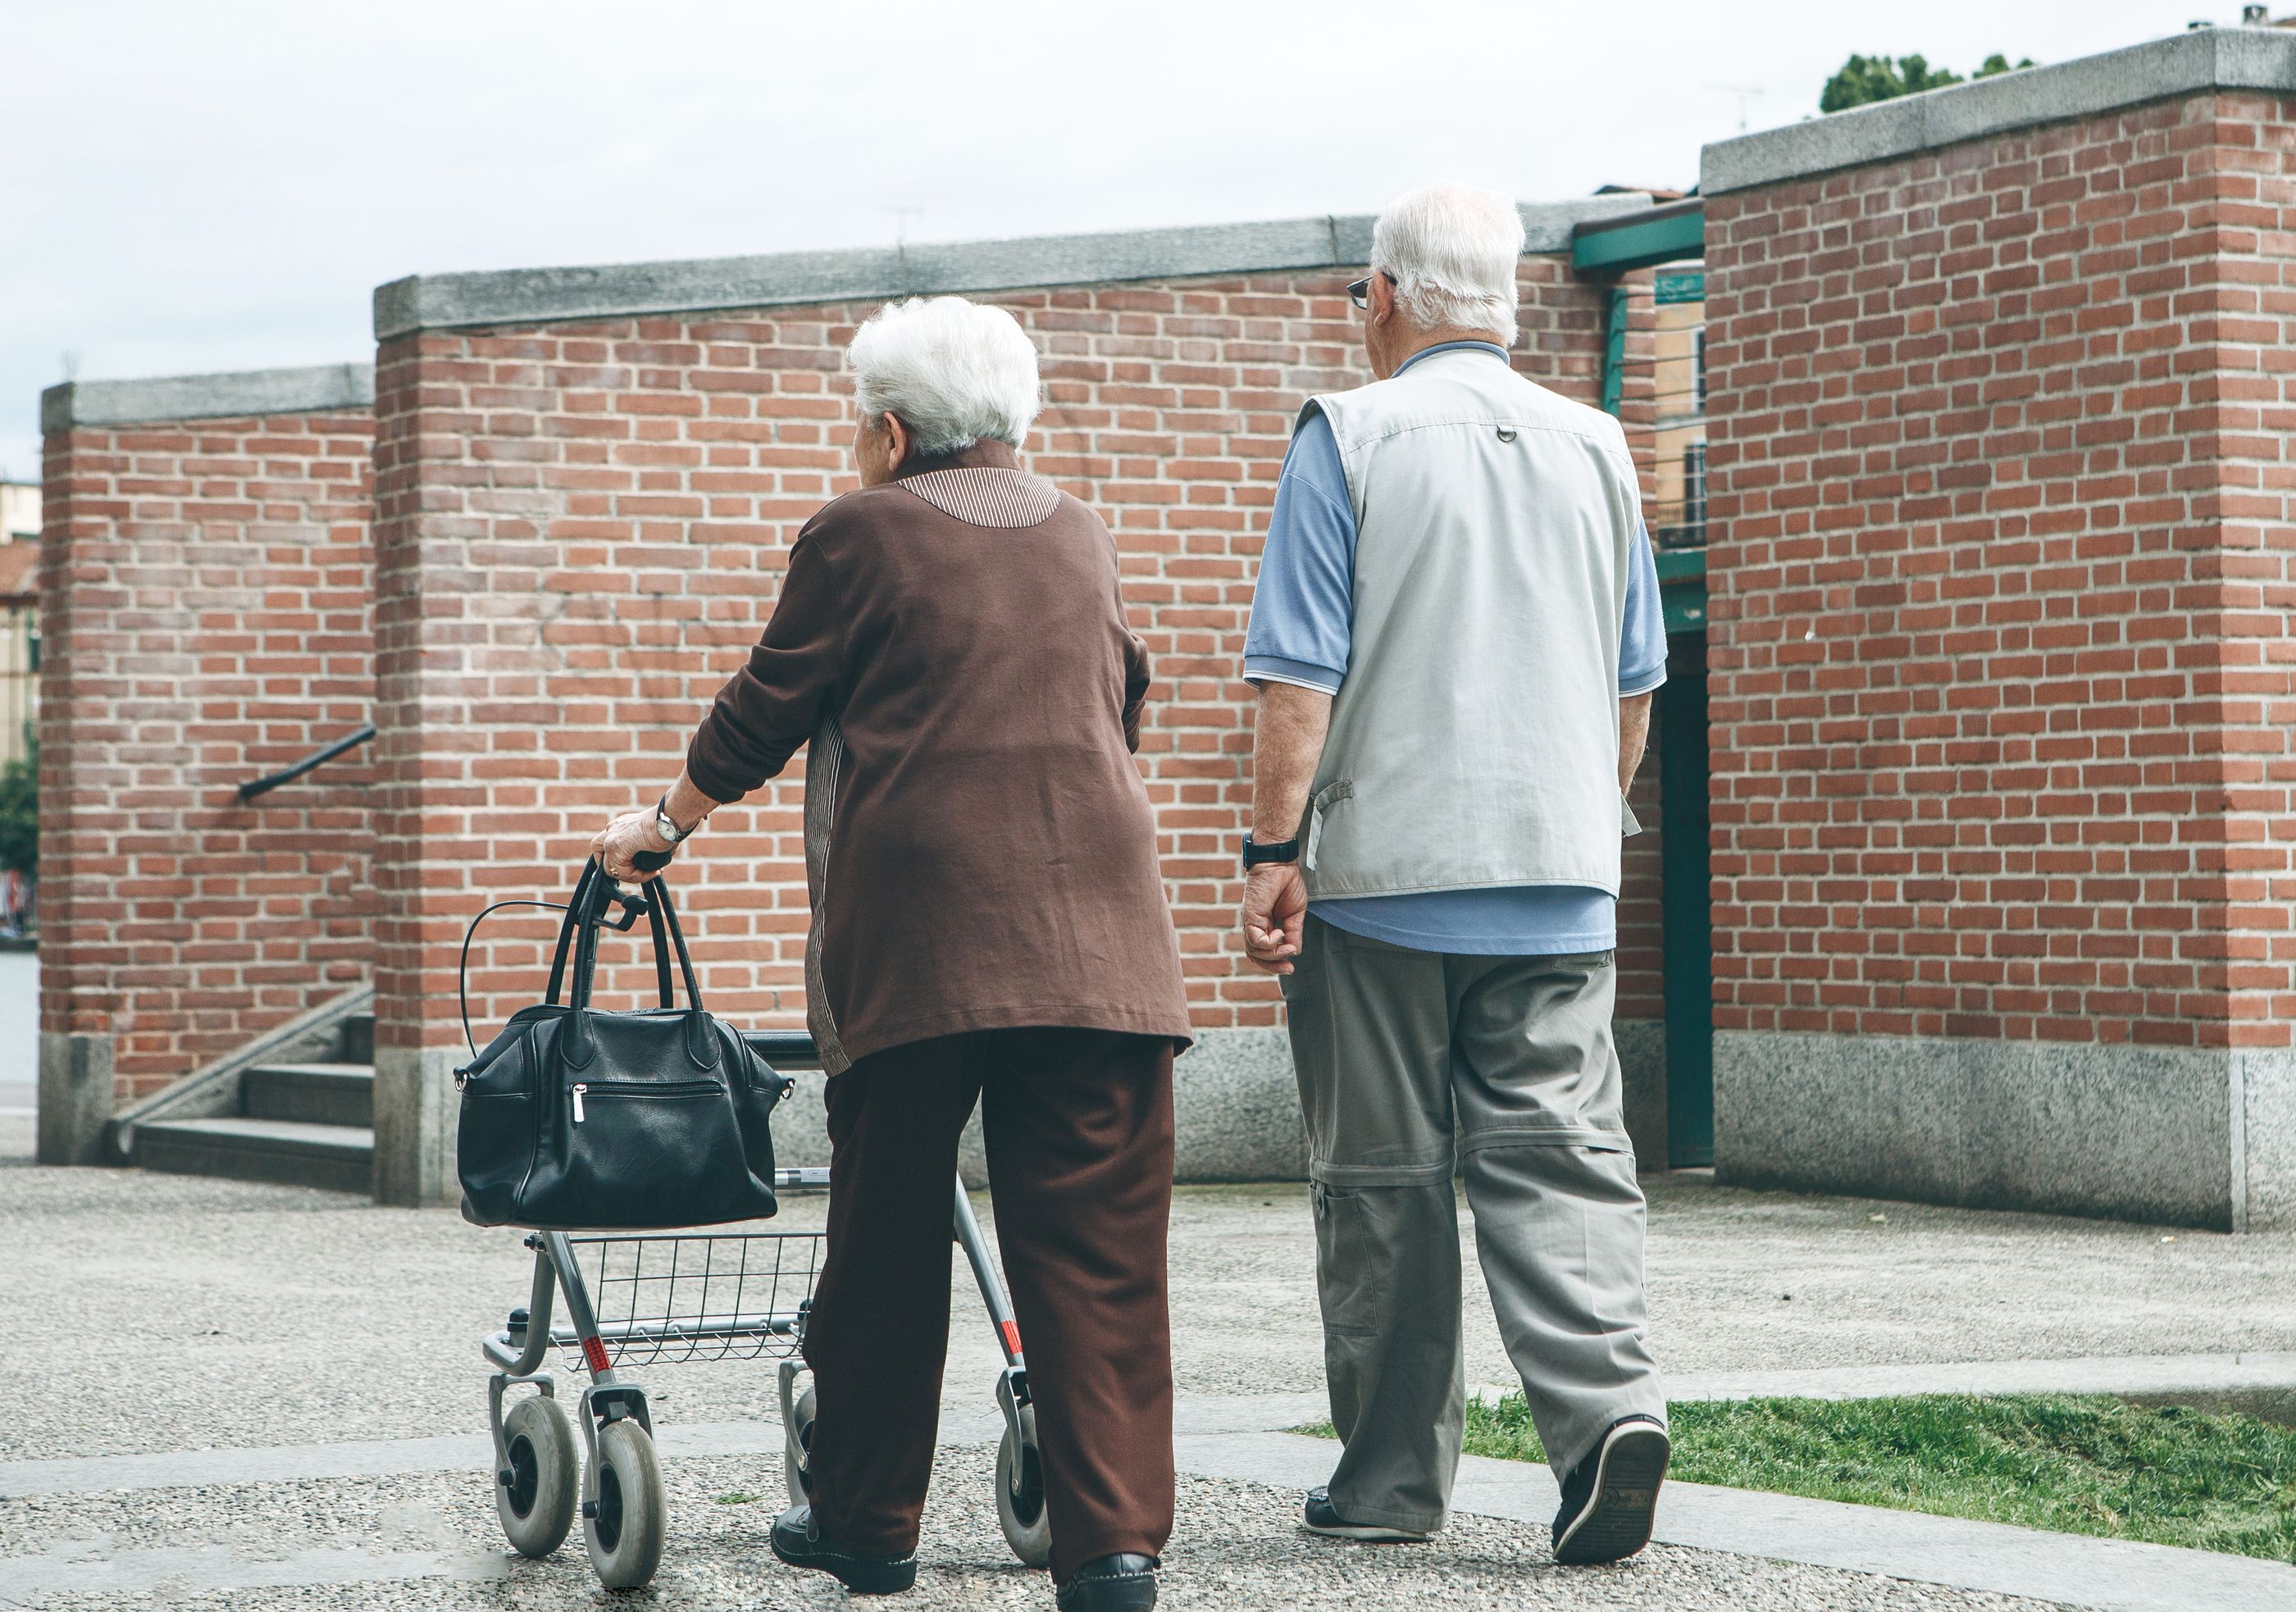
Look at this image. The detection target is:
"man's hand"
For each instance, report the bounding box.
[1241,682,1332,976]
[592,809,672,882]
[1242,862,1310,975]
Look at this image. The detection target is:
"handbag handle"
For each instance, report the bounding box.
[558,858,708,1015]
[641,891,676,1009]
[544,861,599,1006]
[544,862,663,1010]
[642,872,708,1013]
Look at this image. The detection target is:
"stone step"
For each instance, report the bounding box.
[132,1118,373,1195]
[243,1063,374,1127]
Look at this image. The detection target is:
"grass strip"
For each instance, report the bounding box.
[1300,1393,2296,1564]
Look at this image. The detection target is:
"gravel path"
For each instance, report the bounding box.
[7,1446,2079,1611]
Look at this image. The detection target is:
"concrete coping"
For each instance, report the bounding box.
[371,194,1654,339]
[1702,25,2296,194]
[40,362,375,434]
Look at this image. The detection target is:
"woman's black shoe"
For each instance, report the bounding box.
[1054,1551,1160,1610]
[769,1505,918,1595]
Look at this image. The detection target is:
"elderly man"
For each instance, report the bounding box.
[1238,182,1671,1564]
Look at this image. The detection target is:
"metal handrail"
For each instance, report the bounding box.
[235,723,376,802]
[742,1029,822,1068]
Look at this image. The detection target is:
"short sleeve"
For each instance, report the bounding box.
[1620,522,1667,696]
[1242,408,1355,694]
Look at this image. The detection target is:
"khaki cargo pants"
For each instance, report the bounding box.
[1281,913,1667,1534]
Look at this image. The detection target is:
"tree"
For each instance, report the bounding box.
[1820,52,2034,113]
[0,742,34,878]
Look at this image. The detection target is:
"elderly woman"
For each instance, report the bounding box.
[591,296,1188,1611]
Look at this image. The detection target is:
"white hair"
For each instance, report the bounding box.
[1369,182,1525,344]
[847,295,1042,458]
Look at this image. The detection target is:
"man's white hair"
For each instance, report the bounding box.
[848,295,1042,458]
[1369,182,1525,344]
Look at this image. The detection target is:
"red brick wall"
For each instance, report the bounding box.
[39,411,376,1099]
[372,258,1620,1053]
[1702,90,2296,1051]
[2215,92,2296,1054]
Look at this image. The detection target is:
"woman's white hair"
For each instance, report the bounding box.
[1369,182,1525,344]
[847,295,1042,458]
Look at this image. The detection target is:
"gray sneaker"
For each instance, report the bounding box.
[1301,1487,1431,1542]
[1551,1416,1670,1565]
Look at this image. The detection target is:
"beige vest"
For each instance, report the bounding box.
[1303,348,1640,899]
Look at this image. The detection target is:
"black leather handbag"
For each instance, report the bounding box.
[455,859,790,1230]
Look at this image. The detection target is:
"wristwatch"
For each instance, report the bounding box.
[653,795,690,847]
[1241,834,1300,870]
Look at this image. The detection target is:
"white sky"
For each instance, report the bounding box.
[0,0,2251,479]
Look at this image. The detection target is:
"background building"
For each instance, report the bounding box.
[0,479,37,769]
[28,25,2296,1233]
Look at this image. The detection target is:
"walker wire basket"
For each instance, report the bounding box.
[540,1228,824,1369]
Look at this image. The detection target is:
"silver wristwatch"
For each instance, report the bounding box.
[653,795,688,846]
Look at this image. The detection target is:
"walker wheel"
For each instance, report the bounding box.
[584,1417,666,1589]
[494,1395,577,1559]
[784,1384,818,1505]
[996,1403,1053,1569]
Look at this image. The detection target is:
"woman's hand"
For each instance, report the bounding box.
[592,809,672,882]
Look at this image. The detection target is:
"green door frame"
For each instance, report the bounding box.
[1656,657,1714,1167]
[1571,198,1705,275]
[1577,201,1708,633]
[1573,198,1715,1167]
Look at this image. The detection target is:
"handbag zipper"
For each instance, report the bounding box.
[571,1078,721,1124]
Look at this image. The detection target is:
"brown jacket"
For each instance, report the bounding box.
[686,443,1192,1072]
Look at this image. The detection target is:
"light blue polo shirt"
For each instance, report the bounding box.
[1242,340,1668,956]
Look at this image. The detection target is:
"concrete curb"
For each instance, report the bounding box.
[48,1358,2296,1505]
[1,1544,509,1601]
[1660,1350,2296,1423]
[1179,1429,2296,1612]
[1702,27,2296,194]
[39,363,374,432]
[371,196,1654,338]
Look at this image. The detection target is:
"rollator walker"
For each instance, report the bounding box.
[476,1031,1050,1590]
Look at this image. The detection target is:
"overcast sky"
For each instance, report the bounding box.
[0,0,2252,480]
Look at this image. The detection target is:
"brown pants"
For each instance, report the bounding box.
[801,1027,1177,1582]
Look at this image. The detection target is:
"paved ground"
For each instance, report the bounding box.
[7,1132,2294,1464]
[4,1447,2076,1611]
[4,1099,2293,1608]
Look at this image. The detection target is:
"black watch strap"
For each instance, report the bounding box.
[1241,834,1300,868]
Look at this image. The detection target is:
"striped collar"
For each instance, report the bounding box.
[899,466,1060,528]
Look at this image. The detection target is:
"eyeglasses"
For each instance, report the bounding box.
[1346,272,1391,312]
